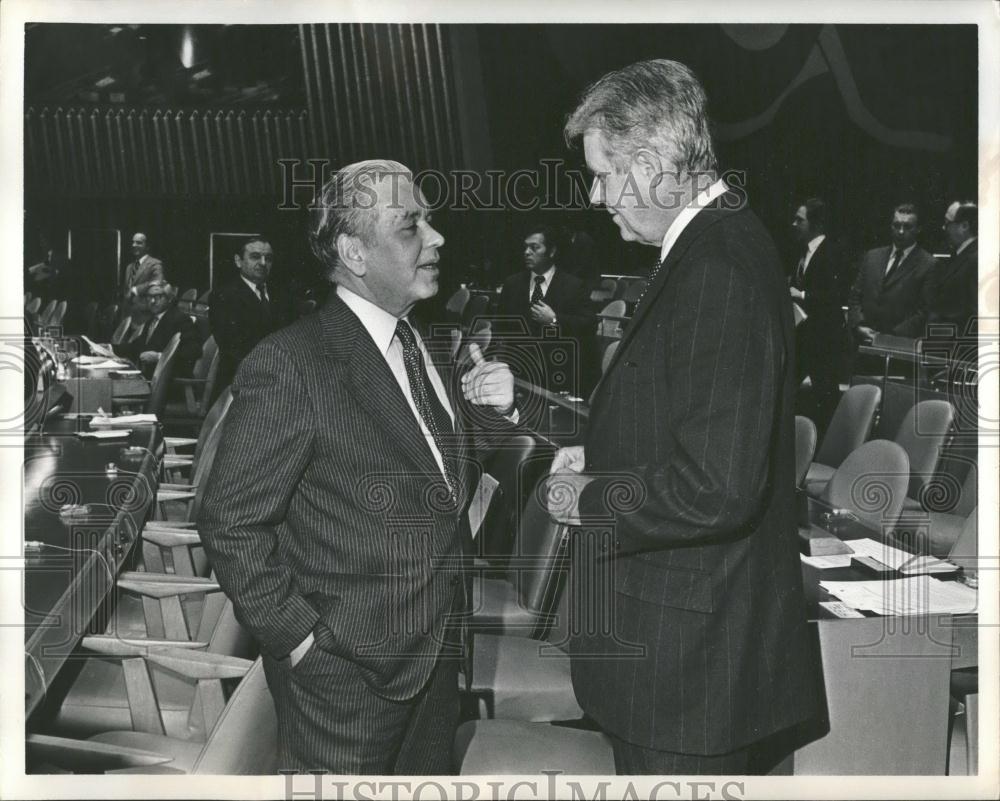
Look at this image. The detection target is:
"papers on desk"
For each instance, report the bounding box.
[81,335,117,359]
[848,537,956,575]
[801,553,854,569]
[77,429,133,440]
[70,355,107,365]
[90,414,158,427]
[820,577,977,616]
[79,359,130,370]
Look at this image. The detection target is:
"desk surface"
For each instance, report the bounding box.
[23,417,160,717]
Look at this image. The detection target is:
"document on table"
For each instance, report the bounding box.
[81,336,118,359]
[77,429,133,440]
[820,577,977,615]
[800,553,854,569]
[90,414,158,426]
[848,537,956,574]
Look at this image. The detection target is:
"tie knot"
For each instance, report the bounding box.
[534,275,545,286]
[395,319,417,350]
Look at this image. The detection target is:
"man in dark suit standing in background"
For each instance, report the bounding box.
[121,231,165,327]
[789,197,849,428]
[848,202,937,341]
[494,224,595,396]
[925,199,978,336]
[209,236,294,394]
[199,160,515,774]
[551,59,821,775]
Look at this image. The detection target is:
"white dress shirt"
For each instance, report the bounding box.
[241,274,269,301]
[336,285,454,479]
[659,178,730,264]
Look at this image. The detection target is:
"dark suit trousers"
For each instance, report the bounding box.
[610,731,795,775]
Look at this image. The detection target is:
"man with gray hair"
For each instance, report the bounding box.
[550,59,821,774]
[199,159,516,773]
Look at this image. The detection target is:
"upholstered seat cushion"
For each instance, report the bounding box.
[469,577,539,635]
[455,720,614,774]
[471,634,582,722]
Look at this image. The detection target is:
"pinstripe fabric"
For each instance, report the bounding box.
[197,292,489,772]
[573,194,823,757]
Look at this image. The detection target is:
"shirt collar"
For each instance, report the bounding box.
[659,179,729,263]
[956,236,976,256]
[336,284,405,356]
[241,274,265,296]
[890,242,917,261]
[533,265,556,288]
[806,234,826,256]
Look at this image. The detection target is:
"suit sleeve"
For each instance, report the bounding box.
[197,341,321,658]
[209,289,254,365]
[580,252,783,547]
[801,249,845,317]
[133,260,165,297]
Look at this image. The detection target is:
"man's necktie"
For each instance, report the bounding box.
[144,317,158,344]
[633,258,663,313]
[530,275,545,305]
[395,319,459,501]
[794,253,807,286]
[883,250,903,281]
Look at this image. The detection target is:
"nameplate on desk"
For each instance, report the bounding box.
[798,526,854,557]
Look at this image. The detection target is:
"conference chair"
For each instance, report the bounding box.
[51,575,253,740]
[160,386,234,485]
[37,299,57,327]
[461,293,491,333]
[25,296,42,327]
[795,415,818,488]
[456,320,492,369]
[923,466,978,557]
[454,719,614,775]
[29,656,275,775]
[821,440,910,531]
[805,383,881,497]
[48,300,68,328]
[162,336,220,436]
[471,435,537,567]
[589,277,617,303]
[110,315,133,345]
[177,288,198,317]
[595,299,627,339]
[138,333,182,417]
[893,399,954,504]
[193,289,212,315]
[621,278,647,309]
[944,509,978,776]
[445,285,471,322]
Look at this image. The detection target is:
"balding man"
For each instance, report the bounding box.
[199,160,516,774]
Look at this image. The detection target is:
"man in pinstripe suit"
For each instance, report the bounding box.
[551,60,822,774]
[199,160,515,774]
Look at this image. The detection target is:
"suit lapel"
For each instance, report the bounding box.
[882,247,918,290]
[599,201,730,383]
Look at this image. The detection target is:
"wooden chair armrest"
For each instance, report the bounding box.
[141,527,202,547]
[143,647,254,680]
[26,734,173,772]
[144,520,197,530]
[173,377,207,387]
[163,436,198,449]
[109,765,188,774]
[162,454,194,466]
[115,572,219,597]
[159,482,196,492]
[156,488,196,503]
[82,635,210,656]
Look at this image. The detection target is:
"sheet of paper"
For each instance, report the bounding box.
[819,600,865,618]
[800,553,854,569]
[77,429,133,440]
[467,473,500,539]
[90,414,158,426]
[848,537,956,575]
[81,335,117,358]
[820,577,977,615]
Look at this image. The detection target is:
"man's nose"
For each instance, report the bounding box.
[424,223,444,250]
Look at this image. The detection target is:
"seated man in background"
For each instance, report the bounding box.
[848,202,937,343]
[209,236,294,393]
[493,224,595,398]
[113,279,201,376]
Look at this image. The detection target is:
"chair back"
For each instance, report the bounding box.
[177,288,198,315]
[186,402,232,522]
[597,300,627,337]
[457,322,492,367]
[38,299,57,326]
[795,415,818,487]
[476,435,536,558]
[189,336,220,415]
[146,333,182,416]
[814,384,881,468]
[822,440,909,530]
[199,593,255,659]
[446,286,471,316]
[192,658,278,775]
[622,279,647,304]
[894,399,954,500]
[49,300,68,327]
[600,341,619,375]
[461,293,490,331]
[111,316,133,345]
[83,301,100,339]
[25,296,41,316]
[507,479,571,623]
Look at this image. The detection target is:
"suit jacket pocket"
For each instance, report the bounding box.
[614,556,715,614]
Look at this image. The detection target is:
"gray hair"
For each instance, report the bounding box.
[564,59,717,175]
[144,279,176,300]
[309,159,412,278]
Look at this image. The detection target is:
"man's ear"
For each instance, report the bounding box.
[633,147,666,180]
[337,233,367,277]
